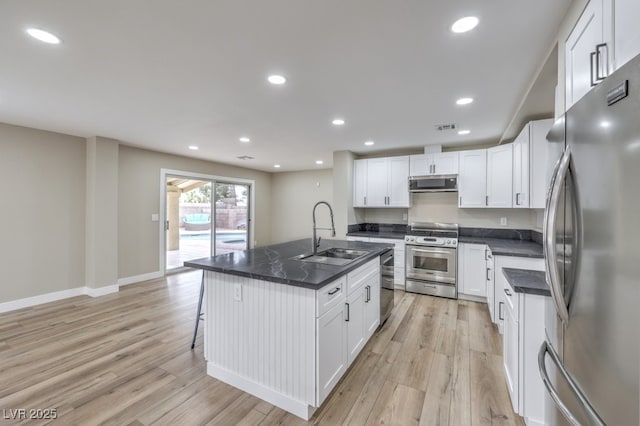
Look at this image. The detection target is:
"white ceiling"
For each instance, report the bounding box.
[0,1,571,172]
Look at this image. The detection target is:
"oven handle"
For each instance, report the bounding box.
[407,247,456,256]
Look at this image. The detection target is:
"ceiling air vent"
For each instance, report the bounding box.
[236,155,255,160]
[434,123,457,131]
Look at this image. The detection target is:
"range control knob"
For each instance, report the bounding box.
[446,239,451,244]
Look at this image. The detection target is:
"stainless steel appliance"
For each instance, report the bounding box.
[409,175,457,193]
[539,54,640,425]
[404,222,458,299]
[379,249,394,325]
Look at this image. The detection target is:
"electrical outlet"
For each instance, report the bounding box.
[233,283,242,301]
[500,217,508,226]
[402,213,408,221]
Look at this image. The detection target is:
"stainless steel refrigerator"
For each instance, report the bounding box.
[540,55,640,425]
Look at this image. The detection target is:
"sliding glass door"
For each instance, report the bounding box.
[214,182,250,255]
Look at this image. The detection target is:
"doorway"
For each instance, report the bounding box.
[161,170,254,273]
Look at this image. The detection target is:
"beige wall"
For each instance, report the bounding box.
[271,169,333,244]
[0,123,86,303]
[332,151,360,238]
[409,192,537,229]
[118,145,272,279]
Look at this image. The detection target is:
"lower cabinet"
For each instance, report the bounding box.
[457,243,487,298]
[315,258,380,405]
[316,302,348,404]
[347,236,406,290]
[486,248,495,321]
[503,294,519,412]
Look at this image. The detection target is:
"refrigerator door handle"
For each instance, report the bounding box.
[538,341,606,426]
[544,146,571,325]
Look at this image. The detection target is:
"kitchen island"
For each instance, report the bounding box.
[184,238,392,420]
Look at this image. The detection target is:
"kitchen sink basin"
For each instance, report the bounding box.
[290,248,370,266]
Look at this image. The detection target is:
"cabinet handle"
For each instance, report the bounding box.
[364,196,367,206]
[459,196,462,205]
[485,195,489,206]
[345,303,350,322]
[590,50,597,87]
[328,287,340,295]
[433,164,436,174]
[515,193,520,205]
[595,43,608,82]
[486,268,491,281]
[499,301,504,321]
[365,285,370,302]
[504,288,512,297]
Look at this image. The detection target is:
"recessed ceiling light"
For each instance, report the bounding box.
[451,17,479,33]
[315,160,324,165]
[267,75,287,85]
[274,164,281,168]
[332,118,345,126]
[239,137,250,143]
[600,121,611,128]
[364,141,375,146]
[458,130,471,135]
[26,28,61,44]
[188,145,199,150]
[456,97,474,105]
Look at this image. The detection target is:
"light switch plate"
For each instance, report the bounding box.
[500,217,508,226]
[151,213,159,222]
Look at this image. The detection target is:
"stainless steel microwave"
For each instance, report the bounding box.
[409,175,457,193]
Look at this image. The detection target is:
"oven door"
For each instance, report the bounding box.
[405,245,457,284]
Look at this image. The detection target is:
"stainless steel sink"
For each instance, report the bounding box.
[290,248,370,266]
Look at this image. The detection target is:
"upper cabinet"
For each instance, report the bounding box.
[512,119,554,209]
[614,0,640,69]
[565,0,640,111]
[487,145,513,208]
[353,156,410,208]
[458,149,487,208]
[409,152,459,176]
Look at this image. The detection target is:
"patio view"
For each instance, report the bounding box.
[166,178,249,270]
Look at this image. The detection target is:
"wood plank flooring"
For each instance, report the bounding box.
[0,271,523,425]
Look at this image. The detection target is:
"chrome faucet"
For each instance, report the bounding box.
[312,201,336,253]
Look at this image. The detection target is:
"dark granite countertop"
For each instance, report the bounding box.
[502,268,550,297]
[459,237,543,258]
[346,231,405,240]
[184,238,392,290]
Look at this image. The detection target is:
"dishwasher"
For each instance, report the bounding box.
[380,249,394,326]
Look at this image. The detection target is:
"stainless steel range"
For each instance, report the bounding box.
[404,222,458,299]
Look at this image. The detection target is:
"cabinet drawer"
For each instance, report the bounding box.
[347,258,379,294]
[503,280,518,316]
[317,277,346,318]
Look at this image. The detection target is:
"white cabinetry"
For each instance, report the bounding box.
[486,248,495,321]
[614,0,640,69]
[512,119,554,209]
[353,159,368,207]
[487,144,513,208]
[458,149,487,208]
[457,243,487,298]
[409,153,459,176]
[364,278,380,338]
[565,0,613,109]
[317,301,348,403]
[353,156,410,208]
[502,273,548,425]
[346,285,367,365]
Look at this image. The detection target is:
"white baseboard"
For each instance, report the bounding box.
[117,271,163,286]
[0,287,86,313]
[458,293,487,303]
[207,363,316,421]
[0,284,121,314]
[84,285,119,297]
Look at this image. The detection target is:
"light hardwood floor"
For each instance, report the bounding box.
[0,270,523,425]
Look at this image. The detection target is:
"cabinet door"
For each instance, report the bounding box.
[459,244,487,297]
[364,277,380,339]
[366,158,388,207]
[512,125,530,208]
[565,0,605,109]
[387,156,410,207]
[615,0,640,70]
[503,300,519,413]
[432,152,459,175]
[353,159,368,207]
[458,149,487,208]
[487,145,513,208]
[409,154,428,176]
[346,289,366,365]
[316,302,348,405]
